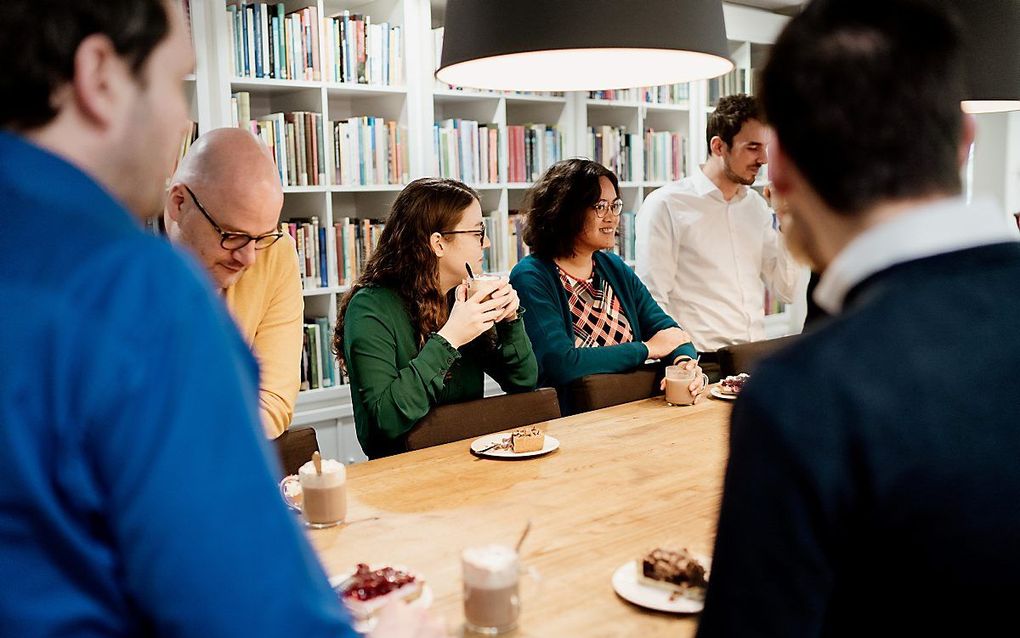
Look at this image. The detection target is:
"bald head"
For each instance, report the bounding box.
[164,128,285,290]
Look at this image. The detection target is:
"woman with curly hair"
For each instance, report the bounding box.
[510,159,706,410]
[334,178,537,458]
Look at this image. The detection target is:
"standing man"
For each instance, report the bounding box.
[698,0,1020,636]
[165,128,302,439]
[636,94,803,367]
[0,1,440,636]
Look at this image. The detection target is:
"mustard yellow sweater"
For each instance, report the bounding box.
[223,235,303,438]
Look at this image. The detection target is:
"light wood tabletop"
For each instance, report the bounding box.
[309,395,735,637]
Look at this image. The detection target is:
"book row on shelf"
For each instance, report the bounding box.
[301,316,347,391]
[588,84,690,105]
[507,125,565,184]
[607,212,638,263]
[707,68,750,106]
[227,2,403,86]
[586,126,688,183]
[284,217,384,290]
[232,93,408,187]
[433,120,502,184]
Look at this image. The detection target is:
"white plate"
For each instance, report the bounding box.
[470,433,560,459]
[710,386,738,401]
[330,566,433,635]
[612,560,707,614]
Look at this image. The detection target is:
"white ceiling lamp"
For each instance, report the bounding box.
[436,0,735,92]
[955,0,1020,113]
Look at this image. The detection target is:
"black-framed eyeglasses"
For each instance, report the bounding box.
[182,184,284,251]
[440,226,486,246]
[592,199,624,219]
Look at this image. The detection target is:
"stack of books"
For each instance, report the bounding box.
[282,217,387,290]
[232,95,327,187]
[586,125,638,182]
[588,84,689,104]
[332,116,408,186]
[507,124,563,183]
[644,129,686,183]
[609,212,637,262]
[227,2,323,81]
[506,213,530,270]
[324,11,403,86]
[433,119,503,185]
[708,68,749,106]
[301,316,341,391]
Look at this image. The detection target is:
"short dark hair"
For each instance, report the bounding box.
[760,0,965,216]
[1,0,171,130]
[522,159,620,259]
[706,94,761,155]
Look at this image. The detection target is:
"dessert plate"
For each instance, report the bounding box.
[470,433,560,459]
[611,560,706,614]
[710,386,738,401]
[330,566,433,635]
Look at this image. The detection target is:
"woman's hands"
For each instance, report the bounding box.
[643,327,691,360]
[436,279,518,348]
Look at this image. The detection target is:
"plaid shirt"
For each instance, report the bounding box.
[557,261,634,347]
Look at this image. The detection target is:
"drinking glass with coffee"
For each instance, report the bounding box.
[664,364,698,406]
[279,456,347,528]
[461,544,538,635]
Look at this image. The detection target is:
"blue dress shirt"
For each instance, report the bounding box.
[0,132,356,637]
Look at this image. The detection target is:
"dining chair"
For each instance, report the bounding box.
[717,334,800,378]
[559,363,663,416]
[273,426,320,476]
[404,388,561,452]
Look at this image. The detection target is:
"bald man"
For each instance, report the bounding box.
[165,128,302,439]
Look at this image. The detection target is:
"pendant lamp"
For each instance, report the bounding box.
[956,0,1020,113]
[436,0,734,92]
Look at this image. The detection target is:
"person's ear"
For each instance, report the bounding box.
[709,135,725,157]
[958,112,976,171]
[767,138,794,197]
[429,232,446,258]
[70,33,135,133]
[166,183,187,224]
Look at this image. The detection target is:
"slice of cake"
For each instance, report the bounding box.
[510,426,545,453]
[639,548,708,596]
[335,564,423,621]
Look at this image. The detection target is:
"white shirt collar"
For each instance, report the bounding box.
[814,197,1020,314]
[692,165,748,202]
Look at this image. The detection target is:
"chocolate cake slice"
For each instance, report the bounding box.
[639,548,708,594]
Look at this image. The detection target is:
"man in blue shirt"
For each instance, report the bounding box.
[0,2,441,636]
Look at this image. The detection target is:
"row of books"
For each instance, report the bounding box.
[232,93,407,187]
[587,126,640,182]
[430,28,564,98]
[608,212,638,262]
[708,68,750,106]
[507,124,564,184]
[644,130,687,183]
[301,316,347,391]
[433,120,503,184]
[227,3,404,86]
[283,217,386,290]
[588,84,690,104]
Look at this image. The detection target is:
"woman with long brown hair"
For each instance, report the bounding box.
[334,178,538,458]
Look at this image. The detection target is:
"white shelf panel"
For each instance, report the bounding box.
[467,183,507,190]
[504,182,534,190]
[324,82,407,97]
[231,78,322,92]
[282,186,327,193]
[586,99,642,110]
[329,184,406,193]
[503,94,567,104]
[302,286,349,297]
[184,73,197,82]
[433,88,503,103]
[643,101,691,112]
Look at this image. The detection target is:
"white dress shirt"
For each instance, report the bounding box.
[635,166,802,352]
[815,197,1020,314]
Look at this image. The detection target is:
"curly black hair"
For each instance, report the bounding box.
[521,159,620,260]
[705,93,761,156]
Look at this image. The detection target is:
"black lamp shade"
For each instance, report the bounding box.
[436,0,734,91]
[955,0,1020,113]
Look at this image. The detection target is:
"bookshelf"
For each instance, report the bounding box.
[185,0,803,464]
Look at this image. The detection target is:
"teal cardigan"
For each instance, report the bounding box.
[509,251,697,387]
[342,285,538,458]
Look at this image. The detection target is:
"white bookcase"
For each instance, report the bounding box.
[185,0,802,464]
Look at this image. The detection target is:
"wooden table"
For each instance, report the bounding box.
[310,395,734,637]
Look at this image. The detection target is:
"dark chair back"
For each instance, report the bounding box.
[273,426,320,475]
[404,388,561,452]
[717,335,800,378]
[559,364,662,416]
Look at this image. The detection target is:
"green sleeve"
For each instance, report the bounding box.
[344,293,461,442]
[487,312,539,393]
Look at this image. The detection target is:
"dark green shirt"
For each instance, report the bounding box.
[342,285,538,458]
